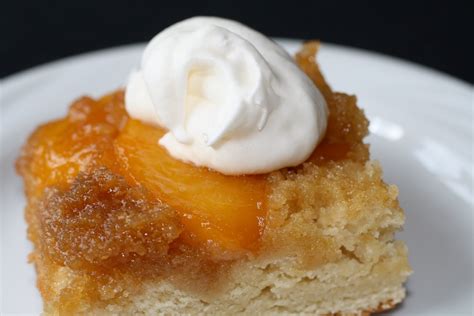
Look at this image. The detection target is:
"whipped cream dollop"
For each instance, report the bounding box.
[125,17,328,175]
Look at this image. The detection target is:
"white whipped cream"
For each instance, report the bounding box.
[125,17,328,175]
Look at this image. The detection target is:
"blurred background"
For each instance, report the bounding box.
[1,0,472,82]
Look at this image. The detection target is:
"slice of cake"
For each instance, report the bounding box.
[16,17,410,315]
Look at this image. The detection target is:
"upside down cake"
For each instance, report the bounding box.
[16,17,411,316]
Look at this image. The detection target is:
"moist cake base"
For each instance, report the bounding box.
[17,42,411,315]
[41,234,408,315]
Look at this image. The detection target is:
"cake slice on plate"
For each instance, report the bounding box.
[16,17,411,315]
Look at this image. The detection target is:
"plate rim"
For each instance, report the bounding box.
[1,36,473,315]
[1,38,472,92]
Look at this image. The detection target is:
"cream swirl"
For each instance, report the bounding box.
[125,17,328,175]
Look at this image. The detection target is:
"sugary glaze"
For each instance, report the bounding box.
[115,121,267,253]
[15,42,407,314]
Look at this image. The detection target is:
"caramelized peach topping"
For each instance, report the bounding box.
[115,119,267,252]
[17,42,368,266]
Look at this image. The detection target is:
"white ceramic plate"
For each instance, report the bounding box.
[1,39,472,315]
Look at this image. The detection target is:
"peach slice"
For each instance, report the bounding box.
[114,119,267,253]
[16,94,126,198]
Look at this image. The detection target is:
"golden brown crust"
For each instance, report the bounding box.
[324,300,395,316]
[38,168,182,271]
[364,299,396,315]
